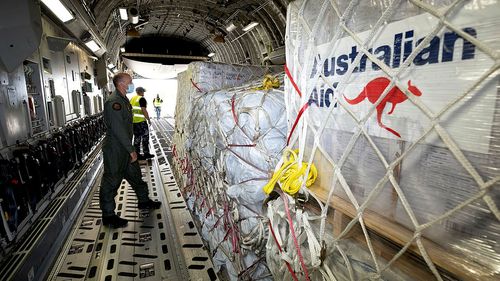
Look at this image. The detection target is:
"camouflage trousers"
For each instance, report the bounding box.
[133,121,150,155]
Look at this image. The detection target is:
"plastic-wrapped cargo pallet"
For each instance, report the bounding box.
[173,62,280,191]
[266,0,499,280]
[172,62,285,280]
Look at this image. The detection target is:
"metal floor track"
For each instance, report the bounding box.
[48,118,218,281]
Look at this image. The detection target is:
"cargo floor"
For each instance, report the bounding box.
[49,119,217,281]
[47,118,217,281]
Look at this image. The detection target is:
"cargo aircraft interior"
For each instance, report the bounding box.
[0,1,499,281]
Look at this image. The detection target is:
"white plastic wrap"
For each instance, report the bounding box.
[270,0,500,280]
[173,62,280,189]
[172,62,286,280]
[186,88,286,280]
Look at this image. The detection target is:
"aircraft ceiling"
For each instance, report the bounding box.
[62,0,289,67]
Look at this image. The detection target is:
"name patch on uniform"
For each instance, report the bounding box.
[112,103,122,110]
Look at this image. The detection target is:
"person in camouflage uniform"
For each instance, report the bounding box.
[99,73,161,228]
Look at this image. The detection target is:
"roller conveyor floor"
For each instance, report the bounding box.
[45,118,218,281]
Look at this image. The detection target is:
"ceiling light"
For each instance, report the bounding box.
[84,40,100,52]
[119,8,128,20]
[120,47,126,52]
[226,22,236,32]
[41,0,74,23]
[107,63,115,68]
[208,52,215,57]
[242,21,259,32]
[131,16,139,24]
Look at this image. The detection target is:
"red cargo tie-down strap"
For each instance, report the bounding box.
[268,220,299,281]
[228,143,256,147]
[285,64,315,145]
[230,95,256,147]
[285,64,302,97]
[172,144,177,158]
[286,100,315,145]
[231,94,239,124]
[190,78,203,93]
[280,191,311,281]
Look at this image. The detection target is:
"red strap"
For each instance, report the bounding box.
[280,192,311,281]
[190,78,203,92]
[222,228,232,242]
[231,95,238,124]
[268,221,299,281]
[209,215,223,232]
[228,143,256,147]
[285,64,302,97]
[231,227,240,254]
[286,101,311,145]
[285,64,314,145]
[206,208,213,218]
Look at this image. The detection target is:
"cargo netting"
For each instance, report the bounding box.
[172,62,285,280]
[266,0,500,280]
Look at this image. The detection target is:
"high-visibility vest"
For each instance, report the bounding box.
[130,95,146,123]
[153,98,162,107]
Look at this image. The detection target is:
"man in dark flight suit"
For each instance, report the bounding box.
[100,73,161,228]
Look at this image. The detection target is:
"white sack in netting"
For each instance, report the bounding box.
[188,87,287,280]
[273,0,500,280]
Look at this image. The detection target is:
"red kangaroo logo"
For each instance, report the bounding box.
[343,77,422,138]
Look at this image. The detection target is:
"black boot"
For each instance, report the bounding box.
[138,199,161,210]
[102,215,128,228]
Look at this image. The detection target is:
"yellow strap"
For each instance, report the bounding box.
[253,74,280,90]
[263,149,317,195]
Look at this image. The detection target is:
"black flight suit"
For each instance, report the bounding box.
[100,90,150,217]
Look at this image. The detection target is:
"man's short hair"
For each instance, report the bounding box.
[112,73,130,87]
[136,87,146,93]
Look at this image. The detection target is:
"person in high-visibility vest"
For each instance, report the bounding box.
[153,94,163,119]
[130,87,153,160]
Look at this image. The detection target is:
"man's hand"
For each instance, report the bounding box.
[130,151,138,163]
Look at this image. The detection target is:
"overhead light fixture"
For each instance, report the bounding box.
[242,21,259,32]
[120,47,126,52]
[41,0,74,23]
[84,40,100,52]
[119,8,128,20]
[129,7,139,24]
[208,52,215,57]
[107,63,115,68]
[225,22,237,32]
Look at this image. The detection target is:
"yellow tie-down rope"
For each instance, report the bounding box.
[253,74,281,90]
[263,149,318,195]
